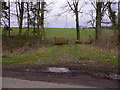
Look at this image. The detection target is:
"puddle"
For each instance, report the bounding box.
[109,73,120,80]
[88,71,120,80]
[25,67,120,80]
[25,67,70,73]
[93,72,120,80]
[47,67,70,73]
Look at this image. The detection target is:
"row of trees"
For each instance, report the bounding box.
[2,0,46,42]
[1,0,119,42]
[66,0,118,41]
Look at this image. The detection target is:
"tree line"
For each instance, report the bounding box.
[66,0,118,41]
[1,0,119,42]
[1,0,46,42]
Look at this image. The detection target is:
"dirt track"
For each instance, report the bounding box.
[2,63,119,88]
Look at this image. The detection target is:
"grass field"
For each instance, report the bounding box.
[2,28,118,67]
[3,27,114,39]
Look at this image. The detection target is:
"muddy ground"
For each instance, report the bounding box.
[2,61,120,88]
[2,35,119,88]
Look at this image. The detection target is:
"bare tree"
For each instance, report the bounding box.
[26,2,30,36]
[90,0,110,39]
[118,1,120,42]
[67,0,81,41]
[1,1,11,36]
[19,2,24,36]
[28,1,46,40]
[0,1,2,28]
[40,1,45,41]
[95,2,103,39]
[8,0,10,36]
[29,2,37,35]
[86,10,96,28]
[118,1,120,79]
[37,2,40,37]
[107,2,117,35]
[15,1,24,36]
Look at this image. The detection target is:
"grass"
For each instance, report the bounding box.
[2,28,118,67]
[2,44,118,66]
[45,28,95,40]
[3,27,114,39]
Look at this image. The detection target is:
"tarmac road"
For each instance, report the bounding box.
[2,77,96,88]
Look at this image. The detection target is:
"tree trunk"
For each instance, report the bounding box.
[8,1,10,36]
[67,0,80,41]
[118,1,120,40]
[33,15,36,36]
[76,11,80,41]
[118,1,120,82]
[40,1,45,41]
[108,2,117,36]
[75,4,80,41]
[19,2,24,36]
[27,2,30,36]
[33,12,36,36]
[95,2,102,39]
[37,2,40,37]
[30,2,36,36]
[0,2,2,35]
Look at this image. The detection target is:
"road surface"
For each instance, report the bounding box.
[2,77,96,88]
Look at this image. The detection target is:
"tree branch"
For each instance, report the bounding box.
[67,0,75,12]
[90,0,96,10]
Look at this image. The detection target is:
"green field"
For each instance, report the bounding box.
[2,28,118,67]
[2,27,114,39]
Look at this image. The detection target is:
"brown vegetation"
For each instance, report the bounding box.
[75,40,92,44]
[53,37,70,45]
[92,35,118,50]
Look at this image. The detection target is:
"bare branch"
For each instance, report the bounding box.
[78,3,84,12]
[85,12,95,18]
[73,2,76,10]
[67,0,75,12]
[101,2,109,14]
[56,9,69,17]
[90,0,96,10]
[60,4,69,11]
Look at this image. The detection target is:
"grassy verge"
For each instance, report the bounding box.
[2,44,118,67]
[2,28,118,67]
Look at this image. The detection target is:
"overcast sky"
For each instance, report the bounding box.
[44,0,96,28]
[5,0,116,28]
